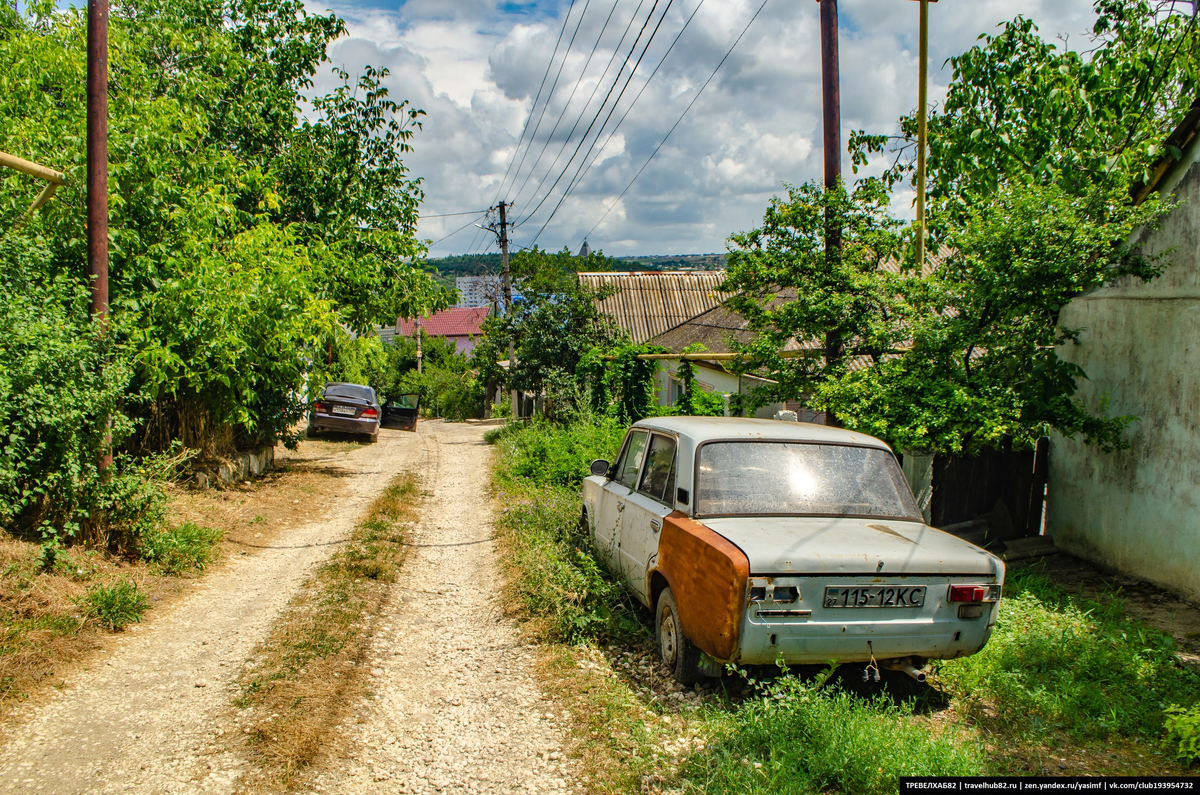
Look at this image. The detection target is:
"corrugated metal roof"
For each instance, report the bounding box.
[577,270,729,343]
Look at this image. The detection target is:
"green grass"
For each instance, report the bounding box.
[681,675,985,794]
[80,579,148,631]
[139,523,224,576]
[937,566,1200,741]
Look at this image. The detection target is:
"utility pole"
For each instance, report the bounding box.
[914,0,931,270]
[415,314,423,374]
[498,201,518,420]
[819,0,843,427]
[87,0,112,469]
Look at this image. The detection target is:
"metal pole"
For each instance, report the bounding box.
[415,315,423,374]
[87,0,111,471]
[819,0,843,427]
[498,201,518,419]
[87,0,109,328]
[915,0,928,270]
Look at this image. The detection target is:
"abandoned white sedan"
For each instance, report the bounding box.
[581,417,1005,684]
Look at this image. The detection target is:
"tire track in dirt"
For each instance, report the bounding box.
[0,426,426,795]
[310,421,575,794]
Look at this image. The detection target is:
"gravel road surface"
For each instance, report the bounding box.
[0,420,570,794]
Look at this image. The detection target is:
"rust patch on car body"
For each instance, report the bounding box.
[652,512,750,661]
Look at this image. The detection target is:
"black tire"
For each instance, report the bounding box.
[656,587,702,686]
[306,425,318,439]
[367,430,379,444]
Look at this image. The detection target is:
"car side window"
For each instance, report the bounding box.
[614,430,649,488]
[638,434,677,503]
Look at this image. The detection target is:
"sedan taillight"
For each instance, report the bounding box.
[949,584,1001,603]
[314,402,328,413]
[362,408,379,418]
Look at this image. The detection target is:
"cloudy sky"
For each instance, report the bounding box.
[311,0,1098,257]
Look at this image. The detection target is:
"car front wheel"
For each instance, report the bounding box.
[656,587,701,686]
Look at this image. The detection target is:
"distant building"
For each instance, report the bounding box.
[578,240,591,258]
[456,275,505,309]
[380,306,489,355]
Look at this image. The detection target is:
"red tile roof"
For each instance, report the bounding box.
[396,306,488,338]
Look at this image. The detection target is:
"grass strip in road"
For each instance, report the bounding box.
[231,471,420,791]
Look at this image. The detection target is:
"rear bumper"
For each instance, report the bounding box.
[733,575,1000,665]
[310,414,379,435]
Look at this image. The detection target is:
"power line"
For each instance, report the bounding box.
[504,0,624,210]
[515,0,666,229]
[556,0,706,216]
[428,214,487,248]
[421,209,489,218]
[522,0,680,246]
[493,0,580,204]
[587,0,772,240]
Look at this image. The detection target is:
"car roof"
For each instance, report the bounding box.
[630,416,894,451]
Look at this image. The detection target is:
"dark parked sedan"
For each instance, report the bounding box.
[307,382,381,442]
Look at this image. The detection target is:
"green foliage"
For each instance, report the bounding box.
[489,417,641,644]
[1163,703,1200,765]
[139,523,224,576]
[851,1,1200,218]
[671,347,728,417]
[577,344,665,422]
[80,579,148,631]
[937,568,1200,740]
[472,246,623,407]
[400,359,483,422]
[726,179,1167,454]
[681,675,984,793]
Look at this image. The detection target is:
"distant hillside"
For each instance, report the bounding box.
[612,254,725,271]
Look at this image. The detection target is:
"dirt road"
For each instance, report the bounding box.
[0,421,571,794]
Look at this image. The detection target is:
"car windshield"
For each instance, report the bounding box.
[390,394,419,409]
[695,442,921,520]
[324,384,374,402]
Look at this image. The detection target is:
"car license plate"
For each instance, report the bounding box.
[331,405,356,416]
[823,585,926,608]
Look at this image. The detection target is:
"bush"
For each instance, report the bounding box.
[681,673,985,793]
[490,414,626,490]
[80,579,148,631]
[937,568,1200,740]
[139,523,224,575]
[1164,703,1200,765]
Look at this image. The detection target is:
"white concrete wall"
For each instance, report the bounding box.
[1047,154,1200,602]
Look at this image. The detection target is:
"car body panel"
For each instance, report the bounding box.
[309,383,381,438]
[653,512,749,661]
[582,416,1007,671]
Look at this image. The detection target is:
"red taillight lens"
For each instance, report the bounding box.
[949,585,986,603]
[314,402,328,412]
[363,408,379,418]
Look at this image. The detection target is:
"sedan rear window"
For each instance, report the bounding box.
[324,384,375,402]
[695,442,921,520]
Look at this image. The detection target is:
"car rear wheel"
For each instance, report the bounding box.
[656,587,701,686]
[367,430,379,443]
[306,425,319,438]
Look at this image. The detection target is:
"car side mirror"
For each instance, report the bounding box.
[589,459,611,478]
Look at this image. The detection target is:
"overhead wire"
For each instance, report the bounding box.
[504,0,625,210]
[493,0,581,204]
[521,0,680,246]
[586,0,772,240]
[550,0,706,219]
[514,0,667,231]
[420,209,489,218]
[428,214,488,248]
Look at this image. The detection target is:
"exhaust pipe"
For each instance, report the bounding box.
[881,658,928,683]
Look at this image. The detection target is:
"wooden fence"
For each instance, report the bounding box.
[929,437,1049,541]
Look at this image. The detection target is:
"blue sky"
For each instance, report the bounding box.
[313,0,1097,256]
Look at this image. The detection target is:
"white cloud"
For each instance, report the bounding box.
[315,0,1097,256]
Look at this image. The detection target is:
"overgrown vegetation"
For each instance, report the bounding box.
[79,579,148,632]
[233,471,420,788]
[139,523,224,576]
[489,416,1197,791]
[1,0,448,547]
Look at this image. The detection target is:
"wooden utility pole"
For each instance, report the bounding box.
[498,201,518,419]
[915,0,930,270]
[87,0,112,470]
[415,314,423,374]
[819,0,843,427]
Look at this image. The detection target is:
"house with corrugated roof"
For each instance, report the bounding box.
[576,271,728,343]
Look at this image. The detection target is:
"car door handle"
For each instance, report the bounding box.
[650,519,662,533]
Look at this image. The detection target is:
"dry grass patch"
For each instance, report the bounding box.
[230,471,421,792]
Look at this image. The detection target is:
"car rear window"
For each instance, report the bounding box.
[695,442,921,520]
[324,384,375,402]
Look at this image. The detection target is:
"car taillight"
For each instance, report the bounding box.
[314,402,328,412]
[363,408,378,418]
[949,584,1001,603]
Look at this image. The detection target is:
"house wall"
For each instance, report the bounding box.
[1047,150,1200,602]
[655,361,784,418]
